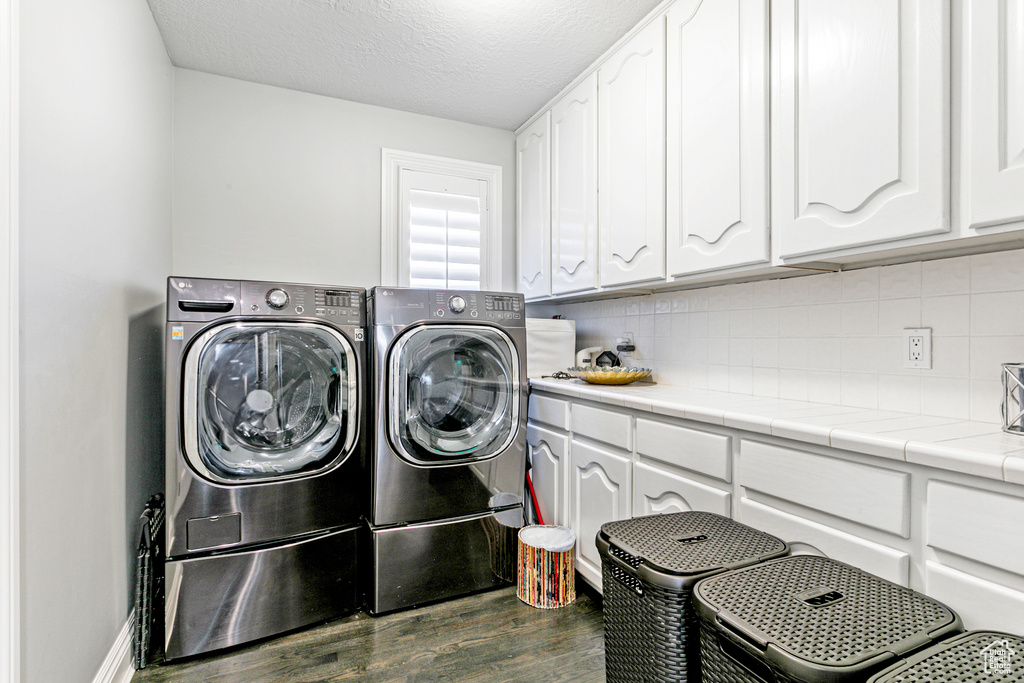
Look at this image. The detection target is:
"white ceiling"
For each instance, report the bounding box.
[145,0,665,131]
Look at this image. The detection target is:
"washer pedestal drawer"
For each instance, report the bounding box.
[164,524,359,660]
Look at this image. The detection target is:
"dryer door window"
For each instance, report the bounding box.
[183,322,358,482]
[389,325,520,465]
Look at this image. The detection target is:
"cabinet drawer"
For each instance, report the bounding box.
[927,481,1024,576]
[636,417,731,481]
[528,393,570,431]
[572,403,632,451]
[740,440,910,537]
[738,499,909,585]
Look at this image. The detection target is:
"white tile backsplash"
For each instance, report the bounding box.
[841,300,879,336]
[971,291,1024,335]
[922,257,971,295]
[807,272,843,304]
[970,250,1024,293]
[842,268,880,301]
[922,295,969,336]
[549,250,1024,424]
[879,262,922,299]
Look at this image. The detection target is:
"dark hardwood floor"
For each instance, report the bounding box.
[133,585,605,682]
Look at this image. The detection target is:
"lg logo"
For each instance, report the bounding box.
[178,281,192,288]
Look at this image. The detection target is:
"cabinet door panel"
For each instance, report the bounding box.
[739,499,910,586]
[516,113,550,299]
[773,0,949,258]
[551,74,598,294]
[666,0,769,275]
[926,561,1024,633]
[527,423,567,527]
[962,0,1024,232]
[598,18,666,287]
[633,461,730,518]
[570,440,631,591]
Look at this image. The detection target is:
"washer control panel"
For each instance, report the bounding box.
[240,281,364,326]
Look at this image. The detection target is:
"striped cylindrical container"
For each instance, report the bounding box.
[517,525,576,609]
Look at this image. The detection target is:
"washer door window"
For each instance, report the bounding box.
[389,326,520,465]
[183,322,358,482]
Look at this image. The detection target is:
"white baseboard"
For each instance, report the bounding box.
[92,611,135,683]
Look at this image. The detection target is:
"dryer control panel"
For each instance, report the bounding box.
[371,287,525,327]
[429,291,523,322]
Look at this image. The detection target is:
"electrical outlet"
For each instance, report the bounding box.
[902,328,932,369]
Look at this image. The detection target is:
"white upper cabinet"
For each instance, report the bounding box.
[598,18,667,287]
[772,1,950,260]
[551,73,599,295]
[516,112,550,300]
[666,0,769,276]
[961,0,1024,234]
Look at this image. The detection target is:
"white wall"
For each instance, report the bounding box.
[172,69,517,290]
[19,0,172,679]
[553,250,1024,424]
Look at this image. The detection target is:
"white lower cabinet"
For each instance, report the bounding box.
[738,439,911,586]
[528,387,1024,625]
[925,562,1024,634]
[526,422,568,527]
[569,438,631,590]
[924,479,1024,633]
[633,461,730,517]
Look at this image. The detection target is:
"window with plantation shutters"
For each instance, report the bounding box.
[381,149,502,290]
[401,170,485,290]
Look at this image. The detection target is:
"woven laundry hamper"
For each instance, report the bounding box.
[693,555,963,683]
[866,631,1024,682]
[596,512,789,683]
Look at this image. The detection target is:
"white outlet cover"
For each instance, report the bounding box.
[902,328,932,369]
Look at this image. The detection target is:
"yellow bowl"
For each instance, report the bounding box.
[572,367,652,385]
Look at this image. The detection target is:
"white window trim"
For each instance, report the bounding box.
[381,149,502,289]
[0,0,18,681]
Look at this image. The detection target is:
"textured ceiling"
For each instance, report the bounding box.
[146,0,665,130]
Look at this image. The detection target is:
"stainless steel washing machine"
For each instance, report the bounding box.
[163,277,366,660]
[366,287,527,614]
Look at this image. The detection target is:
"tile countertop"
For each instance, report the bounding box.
[528,378,1024,486]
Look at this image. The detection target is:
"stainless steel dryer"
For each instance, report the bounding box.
[163,277,366,660]
[367,287,527,614]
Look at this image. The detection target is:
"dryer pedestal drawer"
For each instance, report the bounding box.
[366,508,523,615]
[164,524,359,661]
